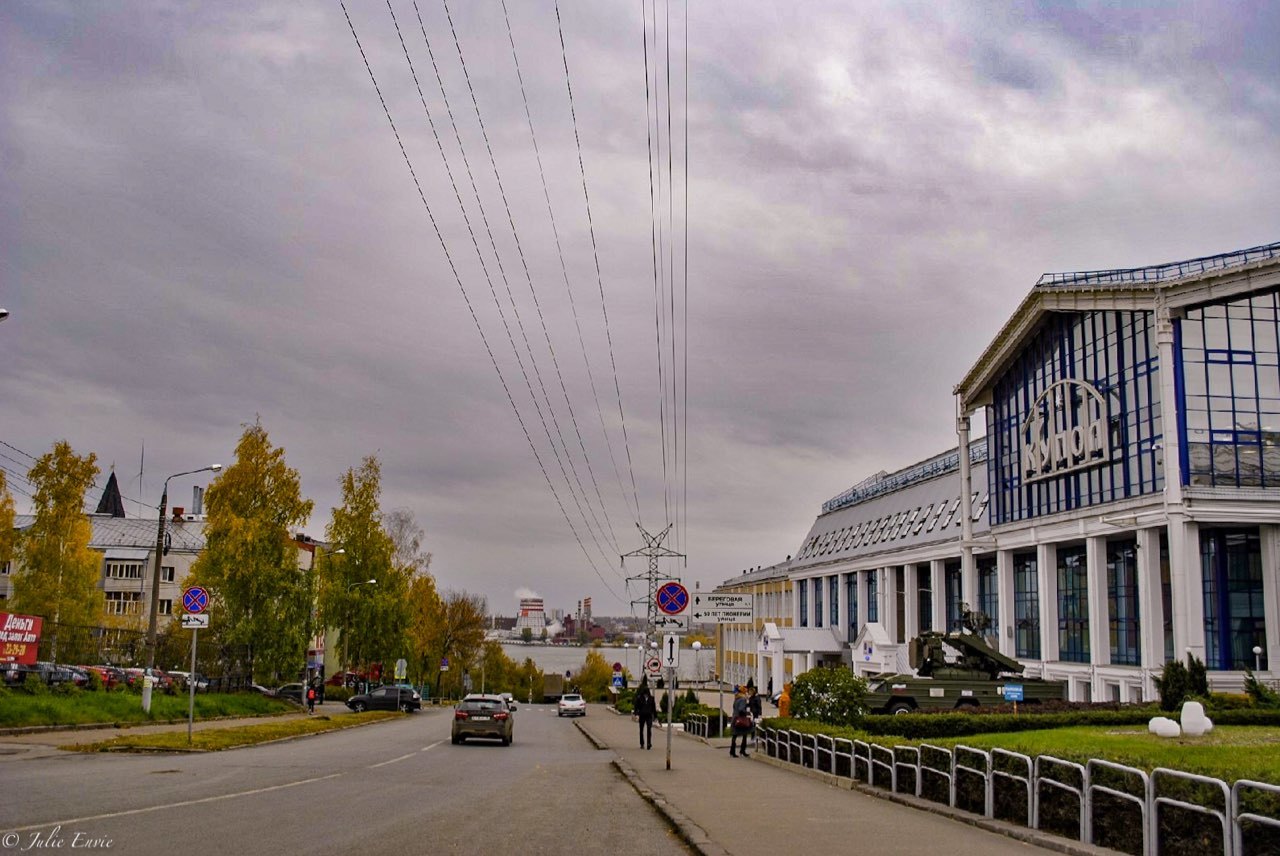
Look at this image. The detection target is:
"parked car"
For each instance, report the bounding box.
[123,668,176,693]
[60,665,92,688]
[452,694,514,745]
[557,693,586,717]
[80,665,126,690]
[166,670,209,692]
[2,664,45,687]
[345,685,421,713]
[274,683,305,703]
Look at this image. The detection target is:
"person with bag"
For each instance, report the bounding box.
[306,683,317,715]
[729,686,753,758]
[634,680,658,749]
[747,681,763,748]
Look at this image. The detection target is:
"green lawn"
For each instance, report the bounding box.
[64,711,401,752]
[0,689,297,728]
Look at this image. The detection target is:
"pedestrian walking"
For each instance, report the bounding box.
[306,683,317,715]
[635,680,657,750]
[747,681,762,748]
[729,686,753,758]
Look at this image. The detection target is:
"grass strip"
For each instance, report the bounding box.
[0,689,298,728]
[63,710,402,752]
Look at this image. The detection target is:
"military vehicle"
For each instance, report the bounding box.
[864,616,1065,714]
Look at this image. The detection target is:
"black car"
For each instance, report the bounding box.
[346,685,421,713]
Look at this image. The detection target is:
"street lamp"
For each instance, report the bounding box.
[343,578,377,689]
[305,547,343,696]
[692,641,702,689]
[146,465,221,672]
[0,308,9,322]
[1254,645,1264,672]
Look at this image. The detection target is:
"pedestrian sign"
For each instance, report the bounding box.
[656,582,689,615]
[611,675,624,688]
[181,586,209,614]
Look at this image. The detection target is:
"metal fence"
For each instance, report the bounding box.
[757,725,1280,856]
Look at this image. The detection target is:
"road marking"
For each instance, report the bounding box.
[420,740,443,752]
[1,773,343,834]
[368,752,416,768]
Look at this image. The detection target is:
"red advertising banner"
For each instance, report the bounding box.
[0,612,44,665]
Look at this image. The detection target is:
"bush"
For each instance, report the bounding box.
[325,686,353,703]
[1188,653,1209,697]
[1154,659,1190,711]
[1243,669,1280,709]
[790,667,868,726]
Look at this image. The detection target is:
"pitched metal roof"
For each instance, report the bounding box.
[14,514,206,552]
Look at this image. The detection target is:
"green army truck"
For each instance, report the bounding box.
[864,630,1065,714]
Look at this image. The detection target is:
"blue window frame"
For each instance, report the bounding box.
[945,561,962,632]
[814,576,824,628]
[1057,545,1090,663]
[977,556,998,639]
[1178,289,1280,488]
[988,310,1163,524]
[1013,552,1040,659]
[1106,539,1141,666]
[1160,533,1173,663]
[846,573,859,634]
[917,565,932,633]
[1201,528,1267,670]
[867,571,879,623]
[830,576,839,628]
[798,579,808,628]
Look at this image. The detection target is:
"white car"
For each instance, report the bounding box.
[557,693,586,717]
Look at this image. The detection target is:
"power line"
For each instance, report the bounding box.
[340,1,623,604]
[554,0,644,529]
[398,0,618,572]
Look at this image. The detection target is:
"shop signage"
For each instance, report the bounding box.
[0,612,43,665]
[1021,378,1113,483]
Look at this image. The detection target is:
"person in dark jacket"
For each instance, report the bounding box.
[730,686,753,757]
[635,681,658,750]
[747,682,763,748]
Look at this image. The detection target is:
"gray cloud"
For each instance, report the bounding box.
[3,0,1278,614]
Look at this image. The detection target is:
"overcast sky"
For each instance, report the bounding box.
[3,1,1278,617]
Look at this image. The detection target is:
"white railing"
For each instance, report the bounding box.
[754,725,1277,855]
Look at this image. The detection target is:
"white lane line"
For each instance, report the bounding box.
[420,740,443,752]
[2,773,343,834]
[368,752,417,768]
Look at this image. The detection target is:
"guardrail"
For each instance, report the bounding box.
[755,725,1279,855]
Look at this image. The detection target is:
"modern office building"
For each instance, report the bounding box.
[783,240,1280,702]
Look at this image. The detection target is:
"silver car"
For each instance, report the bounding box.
[557,693,586,717]
[452,694,514,745]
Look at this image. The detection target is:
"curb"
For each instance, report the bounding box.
[753,753,1115,856]
[575,720,726,856]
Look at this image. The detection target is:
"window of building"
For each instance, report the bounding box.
[1013,552,1040,659]
[104,591,142,615]
[945,561,962,632]
[105,560,145,580]
[1057,545,1090,664]
[867,572,879,623]
[1201,528,1267,670]
[159,599,173,616]
[917,565,932,633]
[914,504,934,535]
[846,573,858,635]
[977,556,998,639]
[1180,290,1280,488]
[814,576,824,628]
[1,560,9,576]
[829,576,839,628]
[940,498,961,530]
[1107,539,1141,666]
[988,309,1163,524]
[798,579,808,628]
[161,565,176,583]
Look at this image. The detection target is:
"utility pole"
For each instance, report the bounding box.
[621,524,686,645]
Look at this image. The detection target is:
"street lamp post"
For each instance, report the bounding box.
[145,464,220,712]
[343,579,377,690]
[692,641,702,690]
[305,547,343,701]
[1254,645,1264,672]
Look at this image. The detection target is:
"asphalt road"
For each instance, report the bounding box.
[0,704,690,855]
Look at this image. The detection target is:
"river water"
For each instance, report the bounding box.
[500,642,712,682]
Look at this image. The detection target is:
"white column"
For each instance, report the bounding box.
[1262,525,1279,673]
[1038,542,1059,662]
[1137,527,1163,682]
[904,564,920,641]
[997,549,1016,657]
[1087,536,1109,670]
[1174,521,1205,661]
[837,572,850,643]
[856,570,868,630]
[930,559,946,633]
[883,566,900,642]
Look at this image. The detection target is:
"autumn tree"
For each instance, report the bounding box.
[319,456,406,678]
[13,441,100,661]
[407,571,442,684]
[385,508,432,576]
[189,421,313,682]
[422,590,487,697]
[571,648,615,702]
[0,471,15,573]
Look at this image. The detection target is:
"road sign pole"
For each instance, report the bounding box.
[665,666,674,771]
[188,627,197,745]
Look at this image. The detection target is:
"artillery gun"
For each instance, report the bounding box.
[864,607,1065,714]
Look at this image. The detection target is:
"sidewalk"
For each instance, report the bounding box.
[577,709,1111,856]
